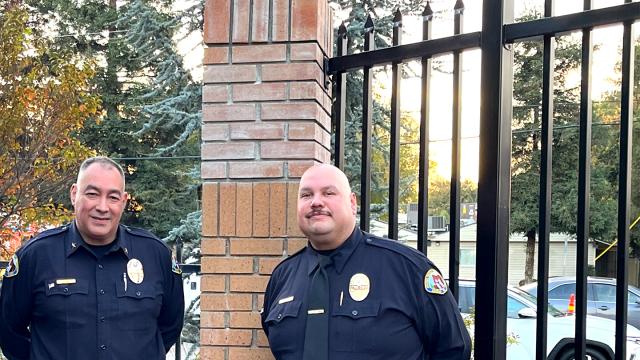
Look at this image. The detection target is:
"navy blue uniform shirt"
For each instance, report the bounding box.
[261,228,471,360]
[0,222,184,360]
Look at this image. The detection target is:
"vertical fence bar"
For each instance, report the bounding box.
[615,8,634,359]
[360,15,375,232]
[476,0,513,358]
[333,23,348,170]
[535,2,554,360]
[388,9,402,240]
[575,0,593,357]
[417,3,434,255]
[449,0,464,300]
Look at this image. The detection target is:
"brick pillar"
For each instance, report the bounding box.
[200,0,333,358]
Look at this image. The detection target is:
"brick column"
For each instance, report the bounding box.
[201,0,333,358]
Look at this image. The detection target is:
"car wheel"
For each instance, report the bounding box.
[555,346,609,360]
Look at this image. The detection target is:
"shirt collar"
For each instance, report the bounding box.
[66,221,131,259]
[305,226,362,275]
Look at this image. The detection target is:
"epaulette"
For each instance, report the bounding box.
[363,233,429,270]
[18,224,71,254]
[123,225,170,250]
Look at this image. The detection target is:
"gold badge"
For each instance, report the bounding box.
[127,258,144,284]
[348,273,370,302]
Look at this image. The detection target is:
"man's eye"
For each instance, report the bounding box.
[300,193,311,198]
[86,193,98,197]
[109,196,121,201]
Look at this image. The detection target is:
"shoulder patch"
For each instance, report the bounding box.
[424,268,448,295]
[4,254,19,278]
[171,254,182,275]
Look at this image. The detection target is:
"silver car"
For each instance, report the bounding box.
[520,276,640,330]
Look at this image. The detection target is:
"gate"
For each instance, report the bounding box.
[326,0,639,359]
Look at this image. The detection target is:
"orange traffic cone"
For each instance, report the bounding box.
[567,293,575,315]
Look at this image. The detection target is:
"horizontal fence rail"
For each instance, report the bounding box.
[328,1,640,359]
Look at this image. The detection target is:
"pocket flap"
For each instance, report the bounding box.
[265,301,302,324]
[45,279,89,296]
[332,300,380,319]
[116,282,160,299]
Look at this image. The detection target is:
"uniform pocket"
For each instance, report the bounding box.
[116,282,163,330]
[44,278,90,329]
[331,300,380,352]
[264,301,302,355]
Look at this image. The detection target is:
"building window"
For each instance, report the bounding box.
[460,248,476,267]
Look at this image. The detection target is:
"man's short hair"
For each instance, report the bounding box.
[78,156,125,183]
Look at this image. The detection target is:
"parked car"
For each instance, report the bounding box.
[457,279,640,360]
[520,276,640,330]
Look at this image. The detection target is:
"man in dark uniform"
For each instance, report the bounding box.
[261,164,471,360]
[0,156,184,359]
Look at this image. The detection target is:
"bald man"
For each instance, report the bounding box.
[261,164,471,360]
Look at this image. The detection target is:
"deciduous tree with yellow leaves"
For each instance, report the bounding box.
[0,4,99,258]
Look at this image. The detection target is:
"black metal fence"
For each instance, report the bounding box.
[326,0,639,359]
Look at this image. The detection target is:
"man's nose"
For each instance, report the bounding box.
[95,197,109,211]
[310,195,323,207]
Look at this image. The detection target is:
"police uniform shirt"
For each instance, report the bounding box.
[261,227,471,360]
[0,222,184,360]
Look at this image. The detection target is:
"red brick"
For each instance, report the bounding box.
[288,121,325,141]
[202,143,256,160]
[253,183,270,237]
[269,183,286,236]
[252,0,269,42]
[232,83,287,102]
[288,238,308,254]
[200,346,225,360]
[201,311,226,328]
[202,183,218,236]
[291,0,318,41]
[233,44,286,63]
[202,123,229,141]
[204,0,230,44]
[201,274,226,292]
[202,257,253,274]
[230,122,284,140]
[230,238,283,255]
[234,182,253,237]
[229,161,284,179]
[201,162,227,179]
[290,43,322,63]
[262,63,321,83]
[202,238,226,255]
[232,0,250,43]
[258,257,284,275]
[201,294,253,311]
[203,85,228,103]
[201,328,252,346]
[230,275,270,293]
[228,347,275,360]
[204,47,230,64]
[261,102,319,120]
[229,311,263,328]
[256,330,270,347]
[289,81,325,102]
[272,0,289,41]
[219,182,237,235]
[287,182,304,236]
[204,65,256,83]
[287,160,317,178]
[203,104,256,122]
[261,141,323,160]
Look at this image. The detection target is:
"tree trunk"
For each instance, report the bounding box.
[524,229,536,284]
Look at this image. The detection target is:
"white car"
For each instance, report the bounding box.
[457,280,640,360]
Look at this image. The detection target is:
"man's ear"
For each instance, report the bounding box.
[69,184,78,207]
[350,192,357,216]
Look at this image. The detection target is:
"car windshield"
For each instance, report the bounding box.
[511,287,565,317]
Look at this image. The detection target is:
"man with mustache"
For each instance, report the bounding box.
[0,156,184,359]
[261,164,471,360]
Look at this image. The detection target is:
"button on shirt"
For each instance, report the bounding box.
[261,228,471,360]
[0,222,184,360]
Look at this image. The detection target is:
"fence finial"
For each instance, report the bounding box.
[422,2,434,21]
[338,21,347,38]
[364,14,374,33]
[393,8,402,27]
[454,0,465,14]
